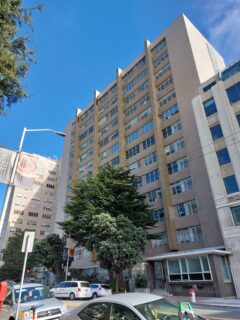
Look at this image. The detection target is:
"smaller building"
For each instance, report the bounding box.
[192,60,240,297]
[1,153,59,248]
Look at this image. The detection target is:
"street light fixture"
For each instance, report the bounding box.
[0,127,65,243]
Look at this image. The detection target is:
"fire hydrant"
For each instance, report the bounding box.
[189,288,196,303]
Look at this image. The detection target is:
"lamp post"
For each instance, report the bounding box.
[0,127,65,242]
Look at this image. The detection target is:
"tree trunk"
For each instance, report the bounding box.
[115,272,119,293]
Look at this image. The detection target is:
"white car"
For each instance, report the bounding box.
[50,281,92,300]
[90,283,112,298]
[0,283,66,320]
[59,292,205,320]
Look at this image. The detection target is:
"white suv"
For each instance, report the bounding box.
[50,281,91,300]
[90,283,112,298]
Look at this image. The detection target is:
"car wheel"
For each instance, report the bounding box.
[69,292,75,300]
[92,292,98,299]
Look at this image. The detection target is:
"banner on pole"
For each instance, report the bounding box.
[0,147,16,184]
[14,153,39,189]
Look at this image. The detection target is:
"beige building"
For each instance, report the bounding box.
[2,153,59,248]
[192,61,240,297]
[57,15,237,296]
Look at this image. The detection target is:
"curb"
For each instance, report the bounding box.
[192,302,240,310]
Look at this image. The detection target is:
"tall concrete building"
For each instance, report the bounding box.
[2,153,59,248]
[56,15,237,296]
[192,61,240,297]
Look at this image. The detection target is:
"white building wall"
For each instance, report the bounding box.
[192,77,240,297]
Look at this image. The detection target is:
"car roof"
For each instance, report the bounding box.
[13,283,43,289]
[89,293,162,306]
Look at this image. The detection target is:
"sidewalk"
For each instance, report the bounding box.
[166,295,240,309]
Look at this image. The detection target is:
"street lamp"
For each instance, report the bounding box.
[0,127,65,242]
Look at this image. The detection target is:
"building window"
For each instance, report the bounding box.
[143,136,155,150]
[126,130,139,144]
[135,176,142,188]
[231,205,240,226]
[210,124,223,141]
[111,156,120,167]
[145,168,160,184]
[147,189,161,203]
[167,157,189,174]
[164,138,185,155]
[161,104,179,121]
[162,121,182,138]
[153,51,168,68]
[203,98,217,117]
[144,152,157,166]
[226,82,240,104]
[153,208,164,222]
[158,90,176,107]
[171,177,192,195]
[220,256,231,282]
[236,114,240,127]
[128,160,141,172]
[126,145,140,159]
[175,200,198,217]
[141,120,154,135]
[177,225,203,243]
[168,256,212,282]
[223,175,239,194]
[157,76,173,92]
[155,63,171,80]
[216,148,231,166]
[151,232,168,247]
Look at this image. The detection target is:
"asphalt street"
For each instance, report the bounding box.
[61,299,240,319]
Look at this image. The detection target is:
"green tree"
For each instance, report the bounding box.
[60,165,155,290]
[34,234,65,281]
[88,213,147,292]
[0,232,38,282]
[0,0,42,113]
[61,165,155,247]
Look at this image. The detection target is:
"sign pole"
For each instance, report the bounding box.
[15,236,29,320]
[16,231,35,320]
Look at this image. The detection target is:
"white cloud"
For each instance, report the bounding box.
[202,0,240,64]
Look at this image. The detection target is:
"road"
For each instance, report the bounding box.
[61,299,240,319]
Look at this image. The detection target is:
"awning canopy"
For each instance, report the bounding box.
[145,246,232,262]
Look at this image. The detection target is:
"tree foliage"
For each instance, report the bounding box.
[60,165,155,291]
[0,232,38,282]
[34,233,65,281]
[61,165,155,248]
[0,0,42,113]
[89,213,147,292]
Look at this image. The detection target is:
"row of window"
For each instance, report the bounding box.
[79,147,93,163]
[124,81,149,105]
[79,160,93,174]
[79,126,94,141]
[123,69,148,94]
[177,225,202,243]
[100,156,120,170]
[79,137,94,151]
[162,120,182,138]
[80,115,94,133]
[155,62,171,81]
[125,107,152,131]
[167,156,189,175]
[126,120,154,144]
[99,106,118,126]
[122,57,146,82]
[164,137,185,155]
[153,50,169,69]
[136,168,160,188]
[128,152,158,172]
[157,76,173,93]
[125,94,151,117]
[159,90,176,107]
[99,118,118,136]
[100,143,119,160]
[98,84,117,104]
[126,136,155,159]
[151,38,167,57]
[99,130,119,148]
[99,96,118,116]
[161,103,179,121]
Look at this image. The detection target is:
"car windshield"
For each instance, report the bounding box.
[135,298,203,320]
[14,286,52,303]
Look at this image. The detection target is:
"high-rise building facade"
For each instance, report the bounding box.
[192,61,240,297]
[56,15,236,296]
[2,153,59,248]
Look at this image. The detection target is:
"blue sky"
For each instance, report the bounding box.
[1,0,240,210]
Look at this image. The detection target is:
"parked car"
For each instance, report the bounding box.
[90,283,112,298]
[59,292,206,320]
[50,280,92,300]
[0,283,66,320]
